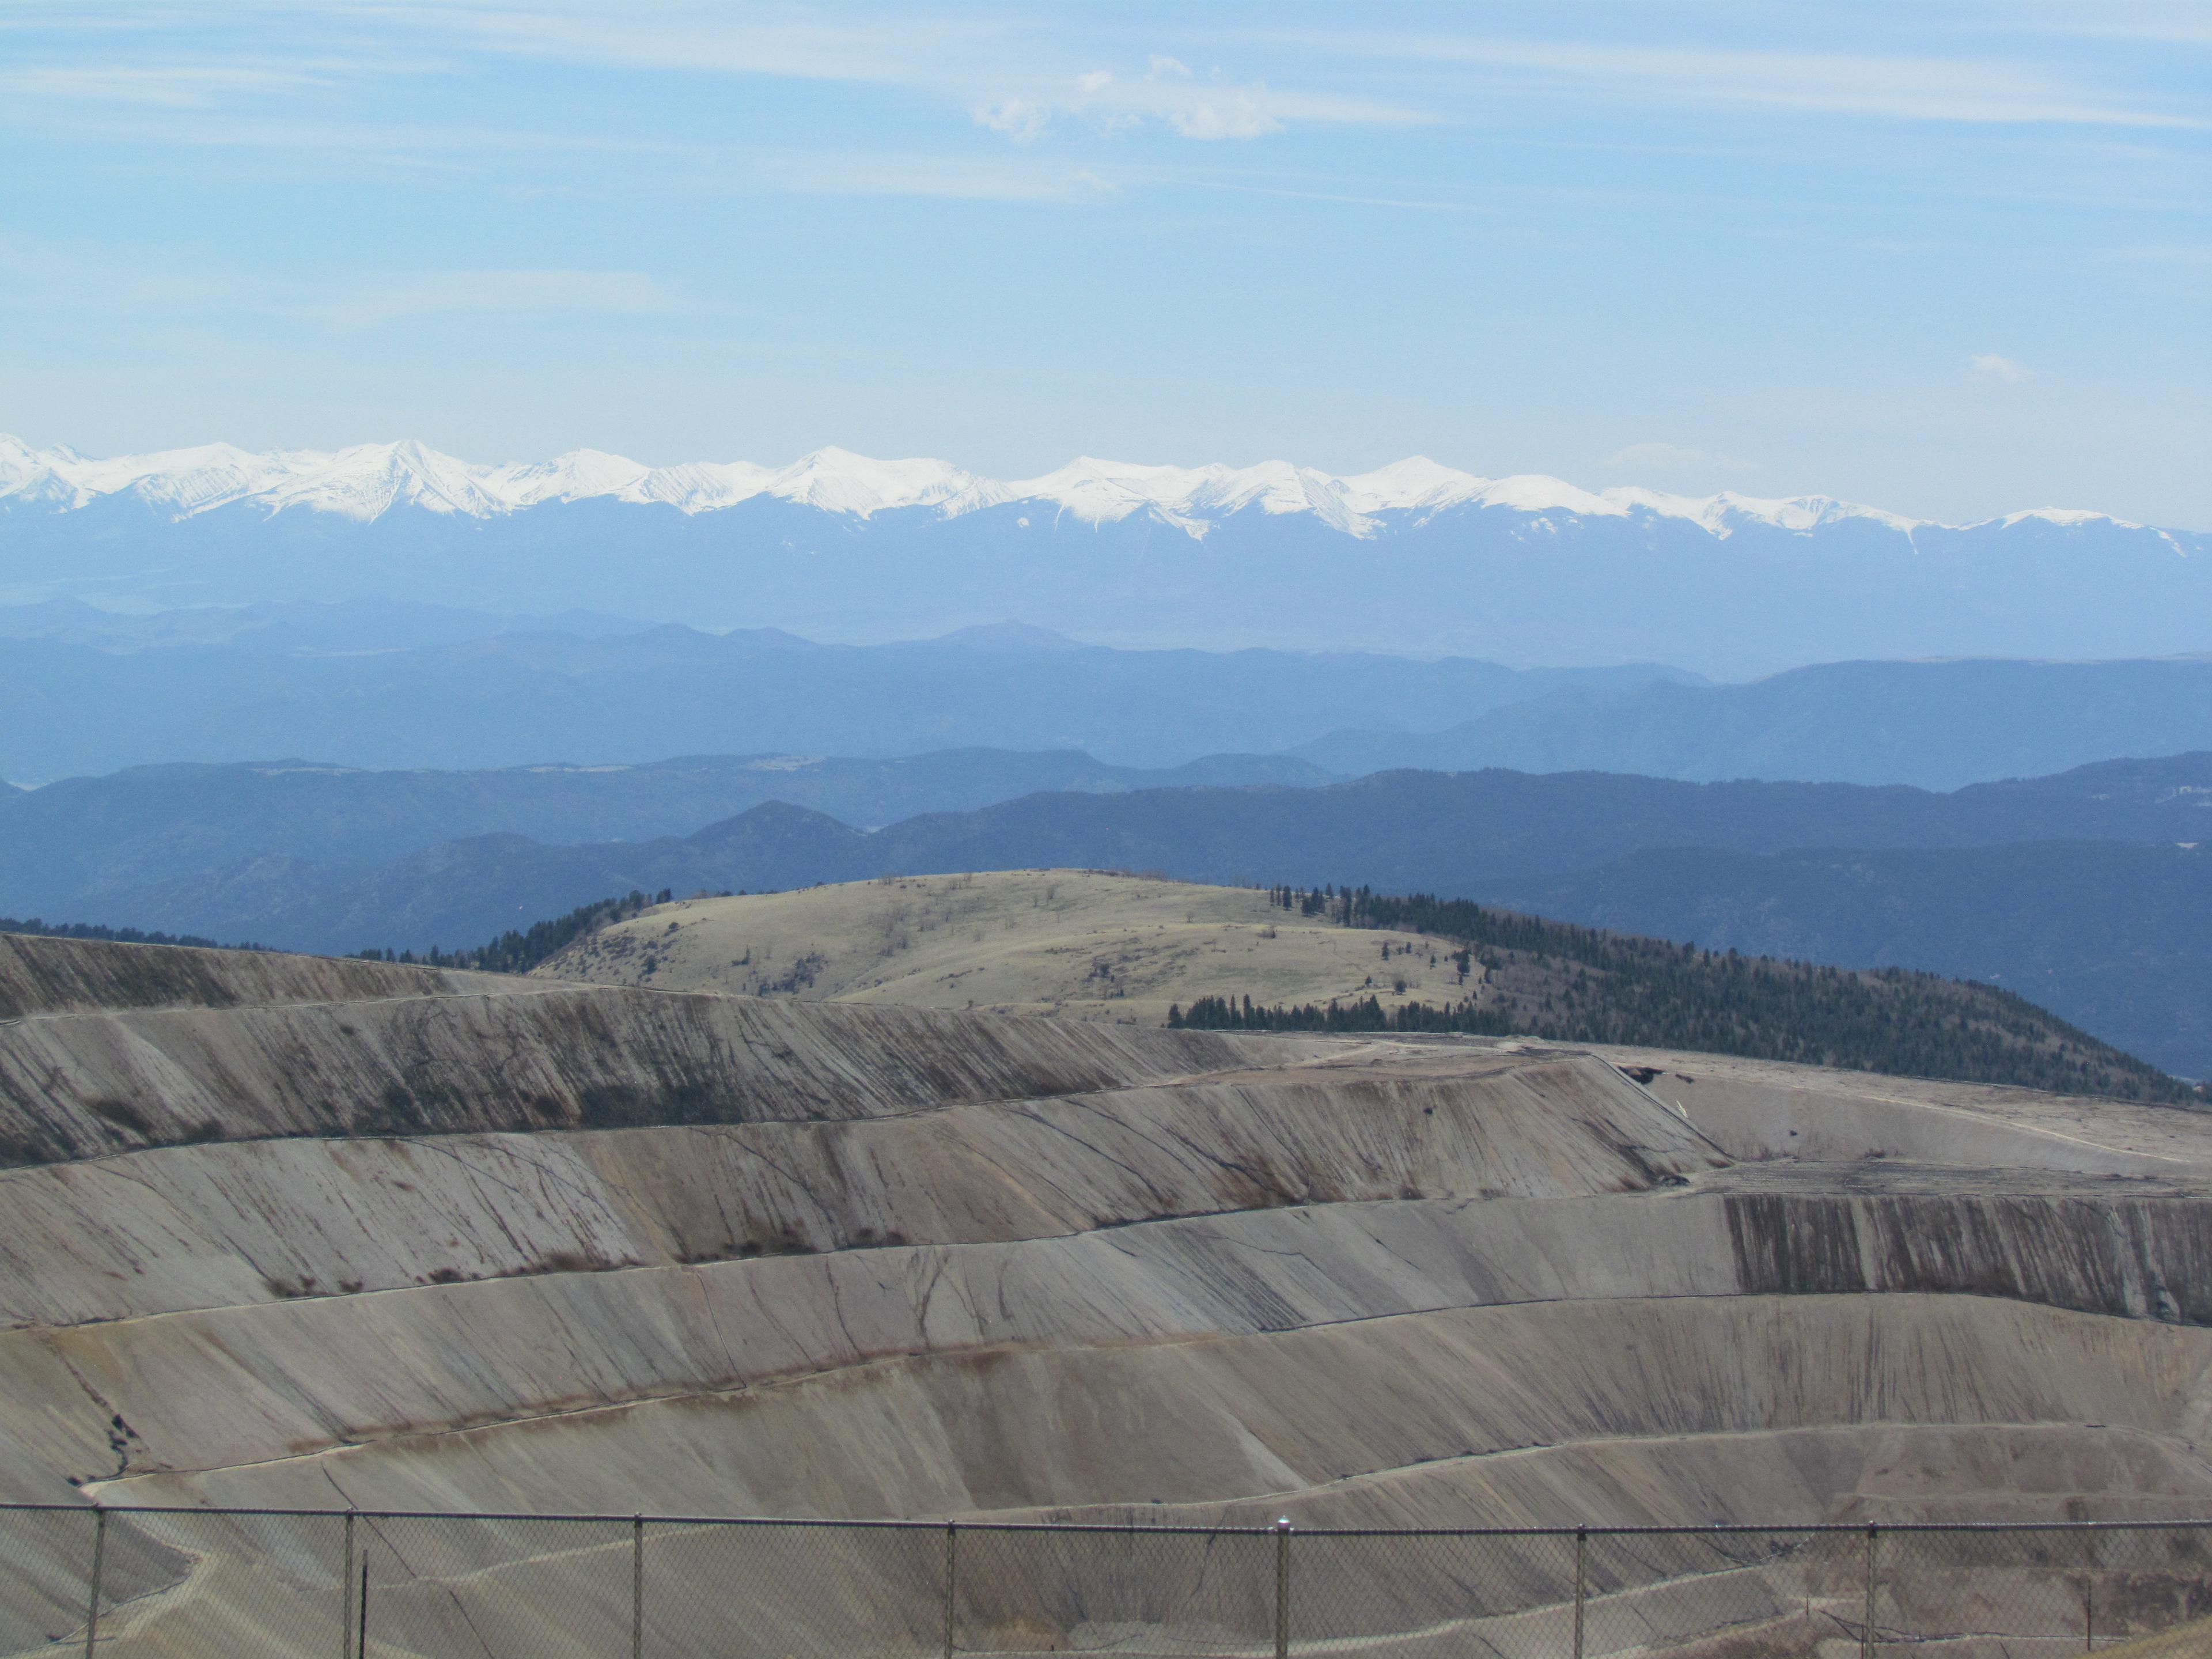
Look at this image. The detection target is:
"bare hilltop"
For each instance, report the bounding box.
[537,869,1456,1022]
[536,869,2186,1101]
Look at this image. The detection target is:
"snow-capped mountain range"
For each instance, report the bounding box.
[0,433,2129,541]
[2,435,2203,677]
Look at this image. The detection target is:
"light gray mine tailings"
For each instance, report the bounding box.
[5,933,2212,1654]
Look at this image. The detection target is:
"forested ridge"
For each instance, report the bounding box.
[351,889,673,974]
[0,916,260,952]
[1169,885,2195,1104]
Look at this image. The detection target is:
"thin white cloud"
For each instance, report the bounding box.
[0,237,687,332]
[1066,69,1285,141]
[1164,89,1282,142]
[6,5,2196,147]
[2,66,1134,206]
[0,233,274,313]
[974,97,1051,143]
[1184,180,1486,214]
[337,4,959,85]
[1,63,328,108]
[760,151,1119,203]
[2013,1,2212,47]
[354,6,1429,142]
[974,65,1427,145]
[1281,32,2206,128]
[2108,243,2212,266]
[312,269,680,330]
[384,5,1432,139]
[1969,353,2035,384]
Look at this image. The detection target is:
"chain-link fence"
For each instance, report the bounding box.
[7,1506,2212,1659]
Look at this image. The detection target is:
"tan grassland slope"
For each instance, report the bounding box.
[536,868,1469,1019]
[7,930,2212,1657]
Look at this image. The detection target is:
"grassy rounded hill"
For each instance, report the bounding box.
[532,868,2191,1103]
[533,869,1463,1022]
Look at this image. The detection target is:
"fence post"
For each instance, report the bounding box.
[942,1521,957,1659]
[632,1515,644,1659]
[1573,1527,1587,1659]
[82,1508,106,1659]
[2085,1524,2096,1654]
[342,1512,356,1659]
[1862,1525,1878,1659]
[1275,1517,1291,1659]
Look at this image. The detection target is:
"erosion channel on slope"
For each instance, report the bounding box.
[5,930,2212,1657]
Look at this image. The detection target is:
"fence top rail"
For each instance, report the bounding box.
[5,1502,2211,1536]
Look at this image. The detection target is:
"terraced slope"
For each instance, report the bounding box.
[7,933,2212,1656]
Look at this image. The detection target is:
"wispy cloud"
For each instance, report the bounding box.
[1179,176,1487,214]
[332,3,953,84]
[760,150,1118,202]
[0,232,278,315]
[2012,1,2212,48]
[1969,353,2035,384]
[7,5,2202,153]
[1,63,330,108]
[971,60,1430,144]
[974,97,1052,143]
[358,6,1428,143]
[1282,33,2206,129]
[0,238,685,332]
[312,268,680,330]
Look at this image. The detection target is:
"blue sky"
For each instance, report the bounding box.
[2,2,2207,525]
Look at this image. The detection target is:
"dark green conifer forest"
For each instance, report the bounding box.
[1170,885,2194,1104]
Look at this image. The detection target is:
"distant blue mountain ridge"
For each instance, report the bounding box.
[6,598,2212,790]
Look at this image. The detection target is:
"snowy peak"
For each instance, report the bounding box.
[1007,457,1393,536]
[0,434,2147,543]
[1005,458,1199,528]
[1336,457,1485,516]
[260,440,512,520]
[1590,487,1922,539]
[486,448,655,508]
[0,434,79,507]
[1997,507,2143,532]
[767,448,995,516]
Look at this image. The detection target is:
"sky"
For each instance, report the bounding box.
[1,1,2207,527]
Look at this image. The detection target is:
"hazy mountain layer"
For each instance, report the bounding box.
[0,748,1331,917]
[16,752,2212,952]
[0,617,1672,782]
[12,598,2212,789]
[1299,657,2212,792]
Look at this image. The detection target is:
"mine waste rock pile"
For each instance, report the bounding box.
[6,929,2212,1656]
